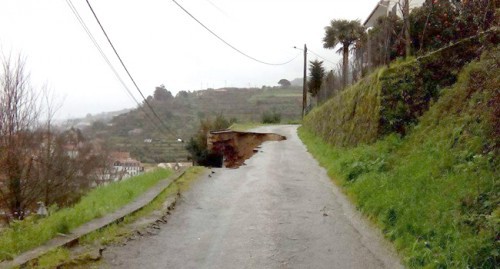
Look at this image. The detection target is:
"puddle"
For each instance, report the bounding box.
[207,130,286,168]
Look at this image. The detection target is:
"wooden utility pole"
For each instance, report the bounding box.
[302,44,307,118]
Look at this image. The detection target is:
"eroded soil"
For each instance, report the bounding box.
[208,130,286,168]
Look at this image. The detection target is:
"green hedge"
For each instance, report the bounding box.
[304,30,497,146]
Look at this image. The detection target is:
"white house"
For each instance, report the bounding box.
[110,152,144,180]
[364,0,426,28]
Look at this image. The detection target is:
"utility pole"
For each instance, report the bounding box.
[302,44,307,118]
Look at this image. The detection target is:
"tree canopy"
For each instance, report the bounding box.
[278,79,291,87]
[308,60,325,98]
[323,19,364,88]
[153,85,173,101]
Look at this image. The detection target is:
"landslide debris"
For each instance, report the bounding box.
[207,130,286,168]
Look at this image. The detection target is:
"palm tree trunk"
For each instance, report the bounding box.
[342,45,349,89]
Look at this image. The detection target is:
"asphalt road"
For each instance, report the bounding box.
[101,125,403,269]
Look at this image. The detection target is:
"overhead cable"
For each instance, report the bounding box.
[307,49,336,65]
[65,0,167,136]
[85,0,177,137]
[171,0,300,66]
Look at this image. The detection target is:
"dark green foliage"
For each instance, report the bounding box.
[153,85,173,101]
[185,114,233,166]
[379,30,497,136]
[308,60,325,97]
[301,48,499,268]
[357,0,497,74]
[367,14,405,65]
[379,61,420,135]
[410,0,497,53]
[277,79,291,87]
[323,19,365,49]
[323,19,365,87]
[261,110,281,124]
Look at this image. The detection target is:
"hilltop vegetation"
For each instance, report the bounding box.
[84,85,302,163]
[300,43,499,268]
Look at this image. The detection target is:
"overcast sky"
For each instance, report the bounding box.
[0,0,376,119]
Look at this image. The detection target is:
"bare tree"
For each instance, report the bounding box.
[0,55,111,223]
[37,87,65,206]
[0,54,41,221]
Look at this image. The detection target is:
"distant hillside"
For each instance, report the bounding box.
[84,86,303,163]
[60,108,132,130]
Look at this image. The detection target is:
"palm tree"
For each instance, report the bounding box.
[323,19,365,88]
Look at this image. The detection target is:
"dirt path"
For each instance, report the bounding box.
[101,125,402,269]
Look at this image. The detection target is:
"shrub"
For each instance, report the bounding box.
[186,114,233,166]
[261,110,281,124]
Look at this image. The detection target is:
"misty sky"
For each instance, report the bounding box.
[0,0,376,119]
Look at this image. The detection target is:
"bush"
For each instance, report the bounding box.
[186,114,233,166]
[261,110,281,124]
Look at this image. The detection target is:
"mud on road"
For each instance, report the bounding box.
[100,125,402,269]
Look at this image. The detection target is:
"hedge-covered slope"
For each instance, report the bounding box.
[303,70,382,146]
[303,30,497,147]
[300,47,499,268]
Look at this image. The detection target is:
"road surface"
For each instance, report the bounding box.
[101,125,402,269]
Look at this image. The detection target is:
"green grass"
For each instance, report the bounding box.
[229,123,266,131]
[80,166,205,246]
[0,168,172,262]
[30,167,206,268]
[299,49,499,268]
[31,247,70,268]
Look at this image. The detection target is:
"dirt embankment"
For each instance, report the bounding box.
[207,130,286,168]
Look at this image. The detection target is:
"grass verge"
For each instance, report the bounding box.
[80,166,205,245]
[28,167,206,268]
[298,49,499,268]
[0,169,172,262]
[229,123,265,131]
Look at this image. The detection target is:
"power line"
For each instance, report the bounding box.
[65,0,168,136]
[203,0,230,18]
[171,0,301,66]
[84,0,178,137]
[307,49,336,65]
[65,0,138,105]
